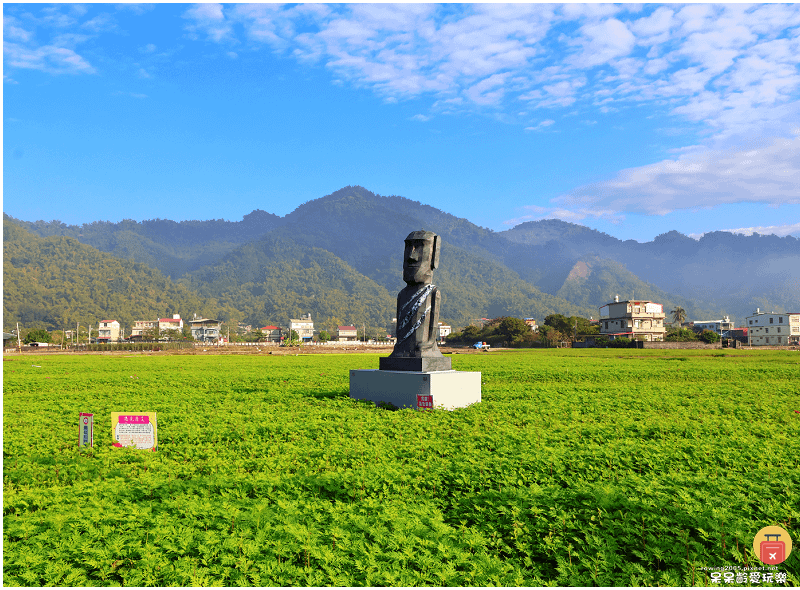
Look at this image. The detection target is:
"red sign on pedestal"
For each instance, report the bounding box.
[417,394,433,409]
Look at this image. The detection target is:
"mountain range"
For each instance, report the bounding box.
[5,186,799,334]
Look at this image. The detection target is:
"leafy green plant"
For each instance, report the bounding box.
[4,349,799,586]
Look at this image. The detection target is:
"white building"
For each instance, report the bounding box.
[746,309,800,346]
[260,326,283,343]
[289,314,314,342]
[337,325,358,342]
[158,314,183,334]
[131,320,156,338]
[599,296,666,341]
[437,322,452,340]
[97,320,121,343]
[692,317,734,335]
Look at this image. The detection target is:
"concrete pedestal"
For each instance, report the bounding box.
[349,369,481,411]
[379,356,452,372]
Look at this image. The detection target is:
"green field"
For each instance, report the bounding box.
[3,349,799,586]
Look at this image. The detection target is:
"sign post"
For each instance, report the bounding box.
[79,412,94,447]
[111,412,158,450]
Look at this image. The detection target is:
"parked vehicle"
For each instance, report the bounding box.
[473,341,490,351]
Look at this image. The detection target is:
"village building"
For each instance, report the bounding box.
[337,325,358,342]
[97,320,121,343]
[289,314,314,342]
[598,296,666,341]
[190,318,221,342]
[158,314,183,335]
[437,322,452,340]
[260,326,283,343]
[130,320,156,338]
[746,309,800,346]
[690,317,734,335]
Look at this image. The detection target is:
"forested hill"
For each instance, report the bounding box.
[500,220,800,321]
[3,218,218,330]
[3,209,283,279]
[179,230,593,332]
[3,206,592,333]
[7,185,797,331]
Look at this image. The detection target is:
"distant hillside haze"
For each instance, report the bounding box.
[500,219,800,322]
[5,185,799,332]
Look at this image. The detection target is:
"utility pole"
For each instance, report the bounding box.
[16,322,22,353]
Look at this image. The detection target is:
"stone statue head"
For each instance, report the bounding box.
[402,230,439,285]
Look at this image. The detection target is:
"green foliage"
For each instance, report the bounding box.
[282,331,303,347]
[537,324,568,347]
[23,329,51,344]
[244,329,265,343]
[318,330,331,343]
[699,330,721,344]
[3,350,799,586]
[544,314,598,340]
[498,317,529,342]
[3,219,213,333]
[672,306,688,325]
[666,328,699,342]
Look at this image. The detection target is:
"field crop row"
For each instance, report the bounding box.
[3,349,799,586]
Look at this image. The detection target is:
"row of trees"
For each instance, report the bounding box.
[447,314,599,348]
[446,312,723,348]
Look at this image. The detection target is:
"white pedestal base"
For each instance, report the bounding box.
[349,369,481,411]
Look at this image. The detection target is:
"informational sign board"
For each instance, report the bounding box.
[111,412,157,451]
[79,412,93,447]
[645,303,663,314]
[417,394,434,409]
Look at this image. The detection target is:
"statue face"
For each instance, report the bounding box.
[403,238,434,284]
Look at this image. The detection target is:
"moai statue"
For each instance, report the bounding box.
[380,230,451,372]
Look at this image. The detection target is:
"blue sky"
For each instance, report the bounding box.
[4,3,800,242]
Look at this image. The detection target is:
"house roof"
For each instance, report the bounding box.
[100,320,118,324]
[159,318,181,323]
[338,325,357,330]
[261,326,280,330]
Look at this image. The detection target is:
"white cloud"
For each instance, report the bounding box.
[8,3,800,197]
[503,204,625,227]
[2,8,103,75]
[571,18,636,68]
[712,222,800,238]
[554,137,800,216]
[4,41,96,74]
[168,3,800,151]
[4,16,33,42]
[410,114,431,122]
[81,13,118,34]
[465,72,510,105]
[524,119,555,132]
[183,3,235,43]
